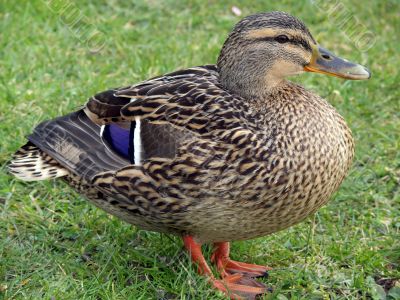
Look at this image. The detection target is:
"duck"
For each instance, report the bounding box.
[9,11,370,300]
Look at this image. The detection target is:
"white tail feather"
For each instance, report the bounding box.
[8,142,68,181]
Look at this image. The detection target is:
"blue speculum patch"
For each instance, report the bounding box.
[103,124,131,159]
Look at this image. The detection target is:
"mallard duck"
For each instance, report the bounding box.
[9,11,370,299]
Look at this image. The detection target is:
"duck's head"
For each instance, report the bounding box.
[217,11,371,98]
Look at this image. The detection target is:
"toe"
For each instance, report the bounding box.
[211,275,270,300]
[224,260,272,278]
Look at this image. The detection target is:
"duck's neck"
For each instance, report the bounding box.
[220,71,288,101]
[217,60,293,100]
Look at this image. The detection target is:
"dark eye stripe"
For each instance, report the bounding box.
[256,36,312,52]
[291,37,312,52]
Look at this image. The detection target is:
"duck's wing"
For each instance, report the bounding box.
[21,65,261,187]
[87,65,266,215]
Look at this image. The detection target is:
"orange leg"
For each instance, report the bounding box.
[183,236,269,300]
[211,242,272,278]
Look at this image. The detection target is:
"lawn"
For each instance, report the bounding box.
[0,0,399,299]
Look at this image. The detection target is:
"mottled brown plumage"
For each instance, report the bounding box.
[9,11,370,299]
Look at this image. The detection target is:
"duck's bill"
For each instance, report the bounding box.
[304,45,371,80]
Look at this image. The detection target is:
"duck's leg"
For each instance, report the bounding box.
[183,236,269,300]
[211,242,272,278]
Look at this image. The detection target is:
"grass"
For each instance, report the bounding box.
[0,0,399,299]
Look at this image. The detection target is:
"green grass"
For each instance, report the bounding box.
[1,0,399,299]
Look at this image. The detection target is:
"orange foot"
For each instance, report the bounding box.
[211,242,272,278]
[183,236,271,300]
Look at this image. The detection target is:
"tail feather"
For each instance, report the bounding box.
[8,142,69,181]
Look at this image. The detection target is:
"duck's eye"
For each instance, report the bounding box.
[275,35,289,43]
